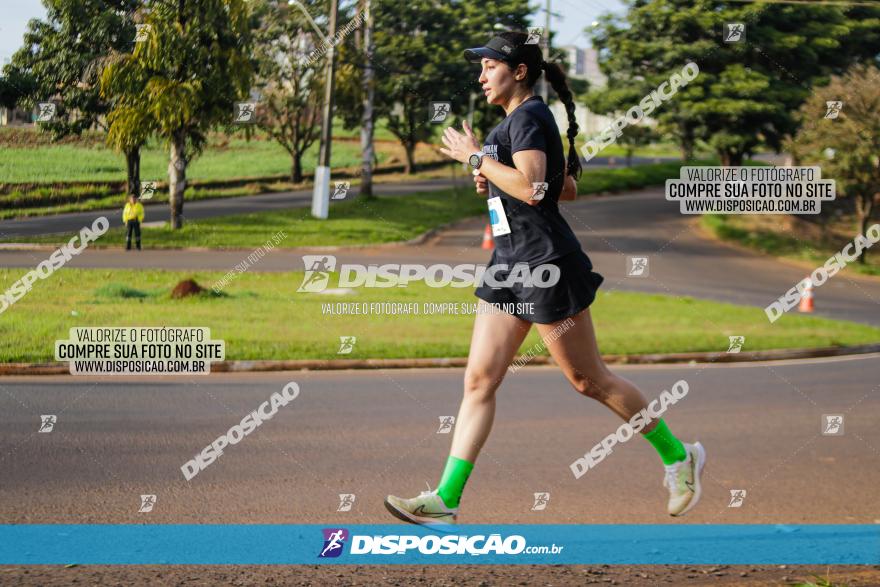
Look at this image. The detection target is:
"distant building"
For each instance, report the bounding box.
[558,45,606,89]
[560,45,587,79]
[551,45,613,138]
[549,99,617,143]
[0,106,32,126]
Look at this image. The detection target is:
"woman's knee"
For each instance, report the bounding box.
[463,367,502,402]
[569,366,615,399]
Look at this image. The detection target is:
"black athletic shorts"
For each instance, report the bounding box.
[473,248,604,324]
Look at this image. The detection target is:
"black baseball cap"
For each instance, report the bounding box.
[463,36,527,64]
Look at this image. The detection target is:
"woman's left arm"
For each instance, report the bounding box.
[439,121,546,207]
[559,173,577,201]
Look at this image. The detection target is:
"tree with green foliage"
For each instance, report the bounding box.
[335,0,531,175]
[100,48,156,199]
[618,125,658,167]
[589,0,880,166]
[370,0,462,174]
[788,64,880,263]
[102,0,254,229]
[3,0,143,195]
[251,0,325,183]
[0,69,36,111]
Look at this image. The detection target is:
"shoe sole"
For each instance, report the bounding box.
[383,498,458,533]
[672,441,706,517]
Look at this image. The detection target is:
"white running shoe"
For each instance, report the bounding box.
[384,483,459,528]
[663,441,706,517]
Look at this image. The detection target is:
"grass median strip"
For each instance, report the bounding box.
[702,214,880,277]
[1,268,877,363]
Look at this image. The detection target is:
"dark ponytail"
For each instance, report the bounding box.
[542,61,582,180]
[498,31,582,181]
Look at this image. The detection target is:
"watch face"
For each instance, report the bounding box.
[469,153,481,167]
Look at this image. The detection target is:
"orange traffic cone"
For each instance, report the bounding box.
[481,224,494,250]
[798,277,814,313]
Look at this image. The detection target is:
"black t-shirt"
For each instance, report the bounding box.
[482,95,582,266]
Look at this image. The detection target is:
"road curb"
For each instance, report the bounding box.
[3,342,878,376]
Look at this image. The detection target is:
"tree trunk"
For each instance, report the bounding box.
[679,122,694,162]
[404,141,416,175]
[291,156,303,184]
[625,148,633,167]
[359,0,375,199]
[856,194,874,264]
[168,133,187,230]
[719,150,743,167]
[125,147,141,198]
[682,146,693,161]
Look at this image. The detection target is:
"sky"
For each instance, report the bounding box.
[0,0,625,64]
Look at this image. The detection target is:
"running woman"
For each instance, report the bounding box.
[384,31,706,527]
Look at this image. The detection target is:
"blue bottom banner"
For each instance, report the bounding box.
[1,524,877,565]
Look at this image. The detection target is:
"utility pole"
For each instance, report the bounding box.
[312,0,339,219]
[360,0,375,199]
[541,0,550,102]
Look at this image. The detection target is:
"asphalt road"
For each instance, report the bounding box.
[0,176,472,239]
[3,154,878,581]
[0,155,763,240]
[2,186,878,327]
[0,156,684,240]
[2,354,878,526]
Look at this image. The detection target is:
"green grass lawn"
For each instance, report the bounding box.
[0,135,380,184]
[702,214,880,277]
[0,130,686,185]
[592,142,707,159]
[0,118,695,188]
[577,160,715,194]
[332,118,397,142]
[1,268,877,363]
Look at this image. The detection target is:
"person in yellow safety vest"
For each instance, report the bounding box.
[122,194,145,250]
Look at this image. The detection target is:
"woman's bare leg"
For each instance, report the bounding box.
[383,302,533,521]
[533,307,658,432]
[534,307,705,516]
[449,300,533,463]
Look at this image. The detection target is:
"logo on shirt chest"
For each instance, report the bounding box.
[483,144,499,161]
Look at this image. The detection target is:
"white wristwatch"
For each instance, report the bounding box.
[468,150,485,170]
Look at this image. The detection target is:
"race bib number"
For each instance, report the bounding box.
[487,196,511,236]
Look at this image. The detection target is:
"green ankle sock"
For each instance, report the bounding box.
[642,418,687,465]
[436,455,474,508]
